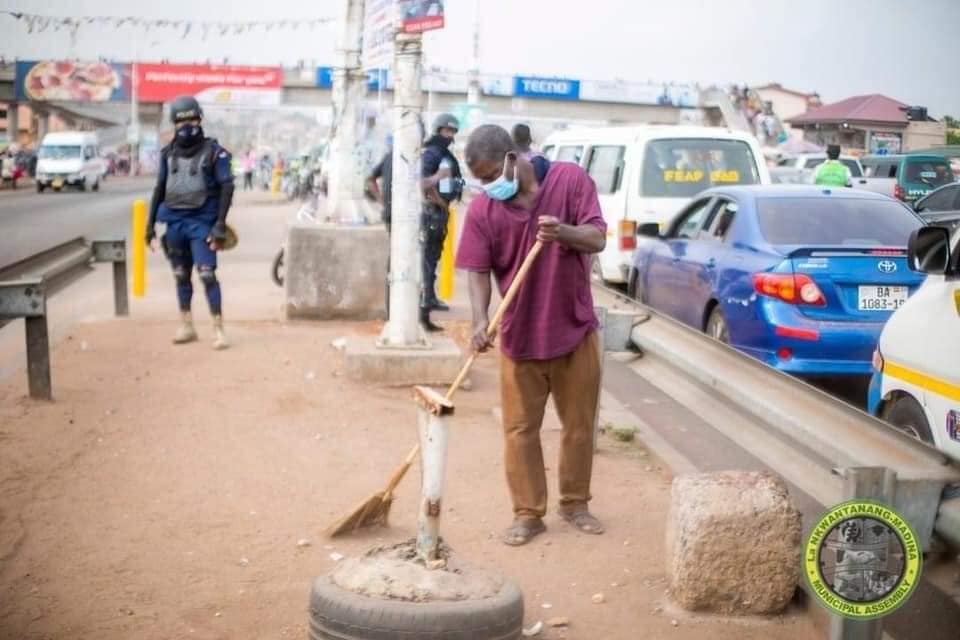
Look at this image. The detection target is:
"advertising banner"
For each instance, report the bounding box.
[316,67,392,90]
[16,60,129,102]
[513,76,581,101]
[363,0,397,70]
[400,0,445,33]
[135,64,282,106]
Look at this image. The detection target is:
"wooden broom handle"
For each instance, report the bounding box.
[384,444,421,495]
[443,240,544,402]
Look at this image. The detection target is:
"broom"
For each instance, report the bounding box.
[326,240,545,537]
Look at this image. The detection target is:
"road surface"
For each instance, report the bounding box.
[0,177,154,267]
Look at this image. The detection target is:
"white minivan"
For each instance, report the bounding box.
[36,131,105,193]
[541,125,770,283]
[869,223,960,461]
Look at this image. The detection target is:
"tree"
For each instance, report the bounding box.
[945,116,960,146]
[944,115,959,129]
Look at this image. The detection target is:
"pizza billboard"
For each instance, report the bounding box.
[16,61,130,102]
[135,64,283,106]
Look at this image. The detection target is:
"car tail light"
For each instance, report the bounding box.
[872,348,884,372]
[753,273,826,306]
[869,249,906,256]
[894,184,905,201]
[619,220,637,250]
[774,326,820,341]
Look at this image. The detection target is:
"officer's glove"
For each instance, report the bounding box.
[145,226,157,245]
[209,223,228,242]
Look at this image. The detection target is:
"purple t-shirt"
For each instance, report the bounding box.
[456,162,606,361]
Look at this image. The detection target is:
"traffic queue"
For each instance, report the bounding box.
[539,125,958,460]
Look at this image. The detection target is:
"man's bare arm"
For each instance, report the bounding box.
[467,270,495,353]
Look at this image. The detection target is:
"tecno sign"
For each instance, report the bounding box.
[513,76,580,100]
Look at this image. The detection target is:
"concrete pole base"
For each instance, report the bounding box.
[309,540,524,639]
[324,197,379,226]
[343,337,463,386]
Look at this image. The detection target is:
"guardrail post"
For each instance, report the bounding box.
[829,466,895,640]
[25,315,52,401]
[91,240,128,317]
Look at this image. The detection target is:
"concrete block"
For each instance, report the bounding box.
[344,337,463,386]
[667,471,801,615]
[284,223,388,320]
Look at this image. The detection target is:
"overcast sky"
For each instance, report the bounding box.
[2,0,958,117]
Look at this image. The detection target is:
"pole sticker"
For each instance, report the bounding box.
[804,500,921,620]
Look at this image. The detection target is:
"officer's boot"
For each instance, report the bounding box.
[420,307,444,333]
[212,315,229,350]
[173,311,198,344]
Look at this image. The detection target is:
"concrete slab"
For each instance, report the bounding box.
[284,223,389,320]
[343,337,463,386]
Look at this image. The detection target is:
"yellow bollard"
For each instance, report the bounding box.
[438,206,456,302]
[131,199,147,297]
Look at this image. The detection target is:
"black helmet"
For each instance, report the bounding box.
[432,113,459,134]
[170,95,203,124]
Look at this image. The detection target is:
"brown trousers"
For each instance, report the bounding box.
[500,331,601,519]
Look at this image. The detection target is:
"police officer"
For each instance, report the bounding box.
[814,144,852,187]
[146,96,234,350]
[420,113,463,332]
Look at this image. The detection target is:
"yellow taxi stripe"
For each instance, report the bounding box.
[884,361,960,403]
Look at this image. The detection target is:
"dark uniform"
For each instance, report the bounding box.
[420,113,463,331]
[146,96,235,349]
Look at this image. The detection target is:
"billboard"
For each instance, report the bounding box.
[401,0,445,33]
[513,76,581,101]
[363,0,397,70]
[16,61,129,102]
[135,64,283,106]
[317,67,392,91]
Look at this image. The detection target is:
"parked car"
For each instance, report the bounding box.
[912,182,960,229]
[628,185,925,376]
[859,153,954,203]
[35,131,106,193]
[869,224,959,459]
[771,153,864,185]
[541,125,770,284]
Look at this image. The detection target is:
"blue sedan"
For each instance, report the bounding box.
[627,185,926,376]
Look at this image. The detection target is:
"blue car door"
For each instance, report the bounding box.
[644,196,716,323]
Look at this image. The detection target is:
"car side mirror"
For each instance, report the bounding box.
[637,222,660,238]
[907,226,952,274]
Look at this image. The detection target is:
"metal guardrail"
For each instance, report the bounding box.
[0,238,128,399]
[624,303,960,551]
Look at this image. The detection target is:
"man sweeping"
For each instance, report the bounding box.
[457,124,607,546]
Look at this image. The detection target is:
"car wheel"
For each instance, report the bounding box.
[705,306,729,344]
[627,268,645,303]
[78,180,87,192]
[37,183,45,193]
[881,395,934,444]
[92,179,100,192]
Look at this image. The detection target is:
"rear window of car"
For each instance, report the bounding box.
[841,159,862,177]
[757,197,922,246]
[902,158,954,189]
[556,145,584,164]
[641,138,760,198]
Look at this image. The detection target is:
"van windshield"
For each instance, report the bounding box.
[902,158,953,190]
[39,145,82,160]
[642,139,760,197]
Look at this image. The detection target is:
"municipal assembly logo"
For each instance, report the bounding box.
[804,500,921,619]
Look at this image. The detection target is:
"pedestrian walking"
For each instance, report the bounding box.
[145,95,234,350]
[814,144,852,187]
[367,135,394,313]
[419,113,463,332]
[243,149,256,191]
[457,124,607,546]
[511,123,538,161]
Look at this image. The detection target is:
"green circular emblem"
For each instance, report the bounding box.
[804,500,922,620]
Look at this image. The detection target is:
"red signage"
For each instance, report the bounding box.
[135,64,283,105]
[401,0,445,34]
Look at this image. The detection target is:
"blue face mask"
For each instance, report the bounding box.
[481,155,519,201]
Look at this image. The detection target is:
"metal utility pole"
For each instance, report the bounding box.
[326,0,372,225]
[379,31,426,348]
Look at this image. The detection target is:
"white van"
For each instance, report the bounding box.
[36,131,105,193]
[869,224,960,461]
[541,125,770,283]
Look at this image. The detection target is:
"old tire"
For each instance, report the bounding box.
[309,574,524,640]
[881,395,933,444]
[271,249,284,287]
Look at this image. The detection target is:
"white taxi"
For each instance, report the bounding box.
[869,223,960,460]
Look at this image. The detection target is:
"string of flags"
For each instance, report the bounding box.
[1,11,335,41]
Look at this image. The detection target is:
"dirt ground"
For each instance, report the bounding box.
[0,194,819,640]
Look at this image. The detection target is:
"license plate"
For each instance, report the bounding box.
[52,178,64,188]
[858,285,908,311]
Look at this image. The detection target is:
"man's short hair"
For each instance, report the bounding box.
[827,144,841,160]
[511,123,532,149]
[465,125,516,167]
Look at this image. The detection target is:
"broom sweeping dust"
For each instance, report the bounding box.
[327,239,545,538]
